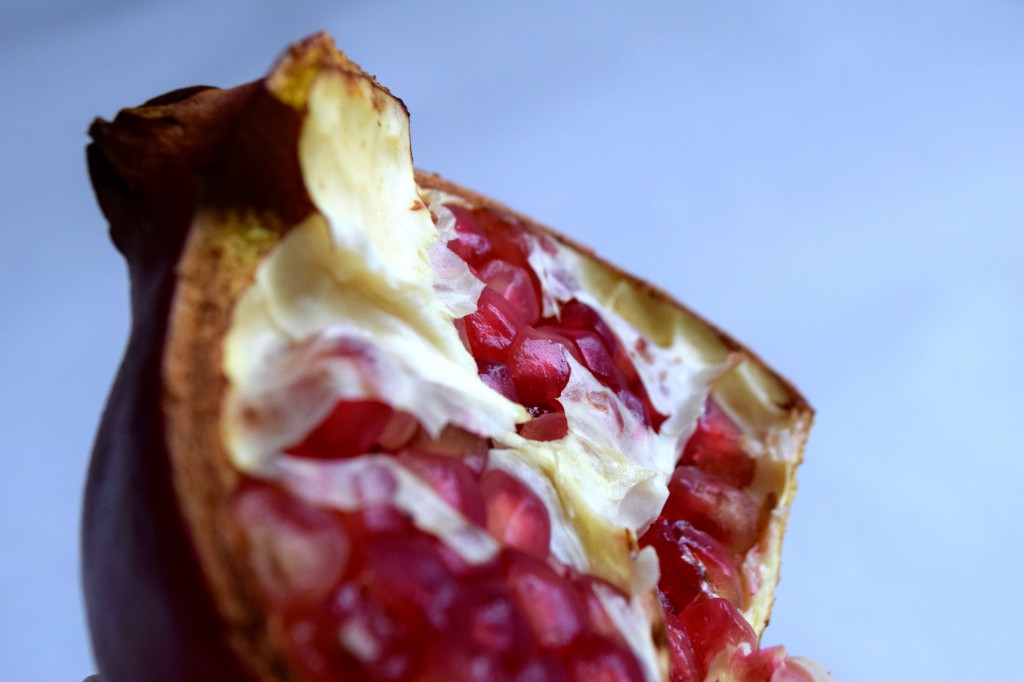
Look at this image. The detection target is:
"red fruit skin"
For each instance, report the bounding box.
[84,84,266,682]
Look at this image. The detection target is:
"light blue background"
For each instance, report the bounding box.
[2,2,1021,680]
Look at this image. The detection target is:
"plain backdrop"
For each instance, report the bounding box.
[2,2,1022,680]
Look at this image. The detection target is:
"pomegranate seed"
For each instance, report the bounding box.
[377,410,419,452]
[557,328,616,381]
[446,204,493,266]
[477,359,520,402]
[615,388,649,427]
[234,484,348,610]
[357,504,412,535]
[481,469,552,559]
[663,466,760,554]
[361,534,459,630]
[285,400,394,460]
[640,519,744,613]
[567,634,646,682]
[577,578,621,639]
[463,288,526,362]
[553,300,666,431]
[680,400,756,487]
[448,577,532,658]
[734,644,788,681]
[407,424,490,458]
[477,259,542,325]
[472,207,532,267]
[414,643,515,682]
[518,404,569,441]
[504,550,587,649]
[558,300,618,351]
[515,655,571,682]
[679,598,757,679]
[399,452,488,527]
[664,612,701,682]
[331,583,417,679]
[507,329,572,403]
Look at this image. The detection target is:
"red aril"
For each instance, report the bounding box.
[477,359,520,402]
[518,402,568,441]
[679,598,757,679]
[448,577,533,660]
[507,328,572,403]
[557,327,617,382]
[663,612,700,682]
[663,465,760,554]
[477,259,542,325]
[398,452,488,527]
[503,550,587,649]
[234,483,348,611]
[640,518,744,613]
[376,410,420,452]
[680,399,756,488]
[567,635,646,682]
[285,400,395,459]
[463,287,527,362]
[481,469,552,559]
[360,533,460,631]
[446,204,492,266]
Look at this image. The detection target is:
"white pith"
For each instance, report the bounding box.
[220,62,810,681]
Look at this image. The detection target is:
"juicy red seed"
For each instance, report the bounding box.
[481,469,552,559]
[414,642,516,682]
[680,400,756,488]
[330,584,417,679]
[663,610,704,679]
[664,611,701,682]
[558,300,614,345]
[463,288,526,362]
[640,519,744,613]
[358,505,413,536]
[446,204,493,265]
[477,259,542,326]
[557,328,616,381]
[679,598,757,679]
[399,452,488,527]
[515,655,571,682]
[449,578,533,658]
[478,359,520,402]
[663,466,760,554]
[234,484,348,610]
[508,329,572,403]
[504,550,587,648]
[615,388,649,427]
[473,207,533,267]
[361,535,459,630]
[518,407,568,442]
[567,635,646,682]
[577,578,620,639]
[286,400,394,460]
[733,645,789,681]
[552,300,667,431]
[407,424,491,459]
[377,410,420,452]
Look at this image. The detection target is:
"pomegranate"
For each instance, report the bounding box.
[83,33,830,682]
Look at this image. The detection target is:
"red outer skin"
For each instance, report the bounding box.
[83,84,264,682]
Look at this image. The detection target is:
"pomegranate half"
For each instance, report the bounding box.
[84,33,830,682]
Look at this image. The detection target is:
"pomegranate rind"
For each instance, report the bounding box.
[85,33,815,682]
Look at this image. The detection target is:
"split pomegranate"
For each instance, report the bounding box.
[83,33,829,682]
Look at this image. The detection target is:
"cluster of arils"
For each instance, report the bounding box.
[448,205,664,441]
